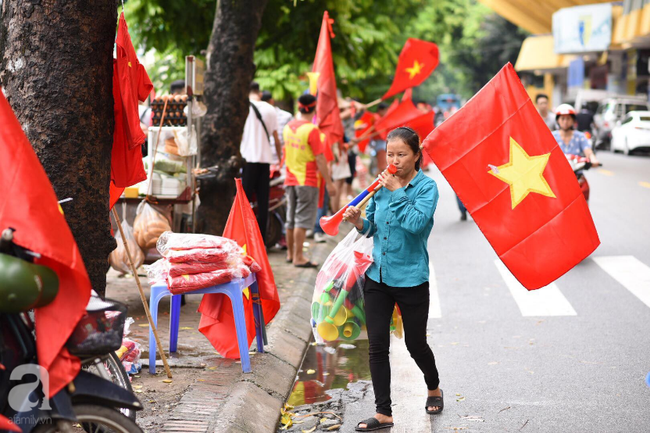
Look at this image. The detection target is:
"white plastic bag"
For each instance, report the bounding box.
[311,229,374,342]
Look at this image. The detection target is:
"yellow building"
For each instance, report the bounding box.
[479,1,650,106]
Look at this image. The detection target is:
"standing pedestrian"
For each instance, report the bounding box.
[284,94,336,267]
[536,93,556,130]
[343,126,442,431]
[240,82,282,243]
[261,90,294,164]
[370,103,389,175]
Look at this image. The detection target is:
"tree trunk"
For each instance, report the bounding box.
[197,0,269,235]
[1,1,117,296]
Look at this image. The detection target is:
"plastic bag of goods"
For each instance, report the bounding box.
[115,317,142,375]
[312,229,374,342]
[109,219,144,274]
[133,202,171,251]
[146,232,262,294]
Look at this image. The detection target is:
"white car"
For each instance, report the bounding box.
[610,111,650,155]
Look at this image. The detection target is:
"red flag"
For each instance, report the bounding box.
[111,13,153,191]
[421,63,600,290]
[382,38,439,100]
[0,415,21,432]
[402,110,435,142]
[0,91,91,396]
[354,111,375,153]
[402,88,413,102]
[374,98,423,139]
[198,178,281,358]
[312,11,344,157]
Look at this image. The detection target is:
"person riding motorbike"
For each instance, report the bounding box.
[552,104,600,202]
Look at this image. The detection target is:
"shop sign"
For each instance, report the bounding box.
[553,3,612,54]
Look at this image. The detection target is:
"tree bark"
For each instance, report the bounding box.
[1,1,117,296]
[197,0,269,235]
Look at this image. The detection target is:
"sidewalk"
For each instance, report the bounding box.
[106,232,344,433]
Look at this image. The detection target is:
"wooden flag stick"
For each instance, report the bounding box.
[364,98,383,109]
[111,207,172,379]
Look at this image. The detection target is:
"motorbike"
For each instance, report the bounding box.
[0,228,143,433]
[565,154,600,203]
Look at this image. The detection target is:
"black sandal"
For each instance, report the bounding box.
[355,417,394,431]
[426,389,444,414]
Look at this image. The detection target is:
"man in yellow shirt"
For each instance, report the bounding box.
[283,94,336,267]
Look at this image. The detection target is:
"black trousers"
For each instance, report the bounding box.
[364,276,440,417]
[242,162,270,243]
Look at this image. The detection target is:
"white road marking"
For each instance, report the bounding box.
[593,256,650,309]
[494,260,577,317]
[429,261,442,319]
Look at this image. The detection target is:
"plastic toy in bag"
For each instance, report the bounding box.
[133,202,172,251]
[311,229,374,342]
[109,219,144,274]
[116,317,142,375]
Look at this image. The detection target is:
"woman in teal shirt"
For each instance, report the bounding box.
[344,127,442,432]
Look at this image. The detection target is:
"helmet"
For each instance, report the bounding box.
[555,104,576,121]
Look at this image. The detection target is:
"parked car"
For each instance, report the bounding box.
[593,96,649,148]
[610,110,650,155]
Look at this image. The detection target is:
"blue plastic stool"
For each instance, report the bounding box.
[148,273,264,374]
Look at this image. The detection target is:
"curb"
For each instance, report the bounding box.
[162,234,344,433]
[209,239,335,433]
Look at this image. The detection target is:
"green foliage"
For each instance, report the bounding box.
[123,0,527,103]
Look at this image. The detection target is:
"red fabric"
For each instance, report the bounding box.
[0,415,21,432]
[312,11,344,157]
[354,111,375,154]
[111,13,153,188]
[168,261,230,277]
[402,111,435,142]
[402,88,413,101]
[198,178,281,358]
[374,98,423,140]
[168,265,251,295]
[166,248,230,264]
[382,38,439,100]
[109,181,124,210]
[116,13,153,150]
[0,91,91,397]
[421,63,600,290]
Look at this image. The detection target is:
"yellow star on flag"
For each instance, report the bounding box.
[128,61,132,68]
[405,60,424,79]
[489,137,556,209]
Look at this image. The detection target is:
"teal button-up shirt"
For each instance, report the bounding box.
[358,169,439,288]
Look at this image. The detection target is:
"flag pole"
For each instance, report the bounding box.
[111,207,173,379]
[364,98,383,109]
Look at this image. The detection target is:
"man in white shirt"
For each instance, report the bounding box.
[536,93,556,130]
[241,82,282,242]
[261,90,293,164]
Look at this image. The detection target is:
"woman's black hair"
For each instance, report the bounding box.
[386,126,422,170]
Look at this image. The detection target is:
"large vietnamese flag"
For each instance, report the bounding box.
[312,11,344,158]
[0,91,91,396]
[198,178,281,358]
[421,63,600,290]
[382,38,439,100]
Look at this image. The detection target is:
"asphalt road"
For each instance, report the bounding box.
[340,150,650,433]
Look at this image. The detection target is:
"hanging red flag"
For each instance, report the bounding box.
[111,12,153,191]
[312,11,344,161]
[421,63,600,290]
[0,91,91,396]
[402,110,435,142]
[198,178,281,358]
[382,38,439,100]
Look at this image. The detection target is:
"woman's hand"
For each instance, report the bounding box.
[378,171,402,192]
[343,206,364,230]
